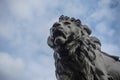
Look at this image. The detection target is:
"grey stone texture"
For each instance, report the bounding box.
[47,15,120,80]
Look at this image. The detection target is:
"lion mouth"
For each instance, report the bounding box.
[52,29,67,45]
[53,29,66,39]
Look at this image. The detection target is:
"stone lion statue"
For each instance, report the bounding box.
[47,15,120,80]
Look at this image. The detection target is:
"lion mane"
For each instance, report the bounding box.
[47,15,120,80]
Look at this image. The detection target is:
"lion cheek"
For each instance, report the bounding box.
[47,36,55,48]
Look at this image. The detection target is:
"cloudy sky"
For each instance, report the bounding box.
[0,0,120,80]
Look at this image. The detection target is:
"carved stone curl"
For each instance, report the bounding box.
[47,15,120,80]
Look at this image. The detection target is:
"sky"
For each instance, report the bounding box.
[0,0,120,80]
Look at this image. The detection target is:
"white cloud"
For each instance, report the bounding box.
[0,52,25,80]
[89,0,117,22]
[7,0,60,20]
[0,52,55,80]
[24,55,55,80]
[0,23,14,40]
[90,8,108,21]
[7,0,32,20]
[95,22,115,37]
[7,0,90,20]
[99,0,111,7]
[61,1,88,16]
[102,43,120,56]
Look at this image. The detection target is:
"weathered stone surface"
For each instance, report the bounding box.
[47,15,120,80]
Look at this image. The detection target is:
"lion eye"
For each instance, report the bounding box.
[64,22,70,25]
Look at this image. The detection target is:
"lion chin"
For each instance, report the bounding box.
[54,36,66,45]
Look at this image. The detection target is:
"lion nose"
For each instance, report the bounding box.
[53,22,61,27]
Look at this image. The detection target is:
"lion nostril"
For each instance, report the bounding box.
[53,22,61,27]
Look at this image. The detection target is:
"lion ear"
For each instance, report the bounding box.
[82,25,92,35]
[47,36,55,48]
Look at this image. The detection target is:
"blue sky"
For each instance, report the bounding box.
[0,0,120,80]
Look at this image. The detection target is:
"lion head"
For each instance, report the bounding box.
[47,15,92,50]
